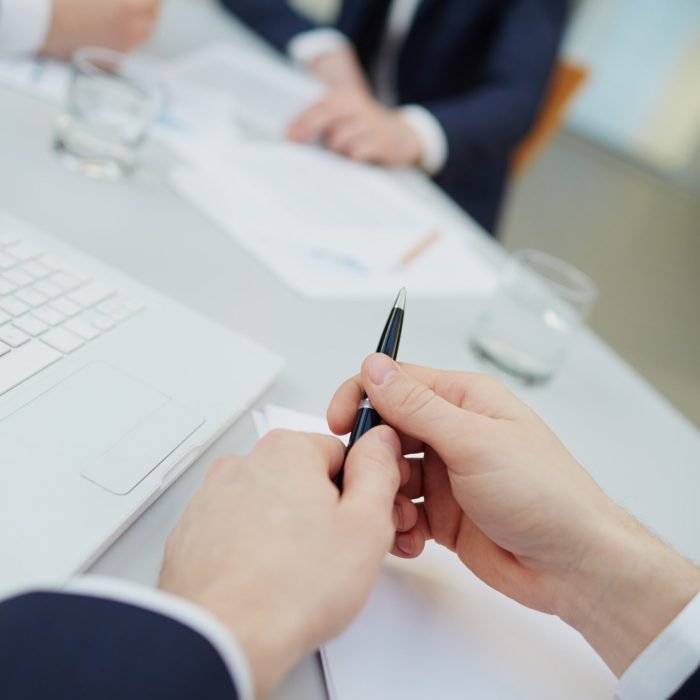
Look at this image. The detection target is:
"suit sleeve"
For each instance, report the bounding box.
[415,0,567,178]
[218,0,319,53]
[616,593,700,700]
[0,583,247,700]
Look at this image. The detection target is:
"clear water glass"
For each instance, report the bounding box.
[471,250,598,383]
[54,47,162,179]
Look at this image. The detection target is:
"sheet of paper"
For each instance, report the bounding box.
[323,547,616,700]
[166,43,324,138]
[252,405,616,699]
[170,143,498,299]
[252,404,348,444]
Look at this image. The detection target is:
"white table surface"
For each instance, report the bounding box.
[0,1,698,698]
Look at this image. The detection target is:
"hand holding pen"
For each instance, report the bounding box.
[334,288,406,490]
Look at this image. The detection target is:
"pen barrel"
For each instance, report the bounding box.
[333,406,382,491]
[347,405,382,447]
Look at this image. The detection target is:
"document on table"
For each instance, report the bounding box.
[165,43,325,138]
[253,405,617,700]
[170,143,498,299]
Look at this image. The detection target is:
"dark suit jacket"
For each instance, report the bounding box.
[0,592,239,699]
[674,666,700,698]
[220,0,568,234]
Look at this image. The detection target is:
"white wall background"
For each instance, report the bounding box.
[563,0,700,177]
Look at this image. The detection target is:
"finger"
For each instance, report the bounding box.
[361,354,481,464]
[347,140,381,163]
[253,429,346,478]
[399,456,424,500]
[393,493,418,533]
[340,426,402,547]
[392,503,431,559]
[326,120,369,153]
[328,375,423,454]
[287,94,361,141]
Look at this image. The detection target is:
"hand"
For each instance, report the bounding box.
[160,427,414,697]
[309,45,370,93]
[288,89,423,168]
[328,354,700,676]
[41,0,161,60]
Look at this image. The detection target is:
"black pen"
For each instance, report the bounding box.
[334,288,406,491]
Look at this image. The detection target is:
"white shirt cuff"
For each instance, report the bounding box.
[288,28,350,67]
[616,592,700,700]
[400,105,449,175]
[62,575,254,700]
[0,0,53,54]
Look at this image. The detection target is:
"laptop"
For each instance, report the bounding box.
[0,211,284,596]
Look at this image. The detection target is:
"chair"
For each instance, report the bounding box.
[511,60,589,177]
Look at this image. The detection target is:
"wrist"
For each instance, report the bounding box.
[166,581,309,699]
[554,508,700,676]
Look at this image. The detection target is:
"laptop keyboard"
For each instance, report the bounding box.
[0,230,144,397]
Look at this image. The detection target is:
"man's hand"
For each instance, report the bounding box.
[42,0,161,60]
[309,45,370,94]
[328,354,700,677]
[160,427,414,698]
[288,89,423,168]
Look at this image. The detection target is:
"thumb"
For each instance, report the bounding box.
[340,426,402,549]
[361,353,472,461]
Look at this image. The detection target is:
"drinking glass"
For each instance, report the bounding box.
[54,47,162,179]
[470,250,598,383]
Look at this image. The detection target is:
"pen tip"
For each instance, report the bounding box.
[394,287,407,310]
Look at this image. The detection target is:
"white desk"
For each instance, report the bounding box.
[0,1,698,698]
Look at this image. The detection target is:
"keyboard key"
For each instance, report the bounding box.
[38,255,63,270]
[33,305,66,326]
[0,232,18,248]
[51,272,81,291]
[4,269,33,287]
[0,277,16,295]
[124,299,145,313]
[13,315,49,337]
[69,282,115,308]
[0,297,30,317]
[6,242,41,262]
[0,310,10,326]
[93,315,116,331]
[0,341,10,357]
[0,325,30,347]
[34,280,63,298]
[21,261,50,279]
[42,327,84,353]
[98,299,131,322]
[0,341,62,397]
[15,288,47,307]
[0,253,15,270]
[62,318,99,340]
[49,298,80,317]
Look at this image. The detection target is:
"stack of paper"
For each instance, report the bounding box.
[165,43,324,138]
[170,143,498,299]
[253,404,617,700]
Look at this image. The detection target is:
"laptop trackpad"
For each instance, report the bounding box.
[0,362,204,496]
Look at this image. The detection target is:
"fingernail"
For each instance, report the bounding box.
[393,503,403,530]
[373,426,402,459]
[367,354,398,386]
[396,533,414,556]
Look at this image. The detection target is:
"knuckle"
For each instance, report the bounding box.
[396,381,437,421]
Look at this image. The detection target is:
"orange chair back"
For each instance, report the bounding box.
[511,60,588,177]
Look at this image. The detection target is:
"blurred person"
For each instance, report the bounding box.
[219,0,568,234]
[0,0,161,59]
[1,354,698,698]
